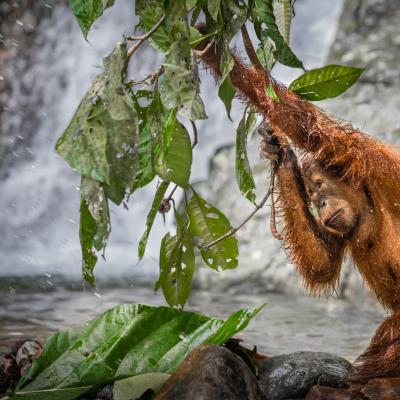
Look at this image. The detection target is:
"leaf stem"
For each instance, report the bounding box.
[124,14,166,71]
[202,185,273,250]
[241,25,263,71]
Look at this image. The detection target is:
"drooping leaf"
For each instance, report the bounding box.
[56,42,139,205]
[236,113,256,204]
[208,0,221,21]
[156,212,195,309]
[79,176,111,286]
[138,181,169,260]
[154,109,193,188]
[289,64,364,101]
[218,75,236,121]
[113,373,170,400]
[188,190,238,270]
[160,63,207,121]
[12,303,263,400]
[274,0,293,43]
[253,0,303,69]
[69,0,115,39]
[56,76,110,184]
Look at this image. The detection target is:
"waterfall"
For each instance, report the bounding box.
[0,0,344,279]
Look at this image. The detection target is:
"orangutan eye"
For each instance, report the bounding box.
[315,179,323,188]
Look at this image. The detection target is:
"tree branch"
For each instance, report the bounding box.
[124,15,165,71]
[241,25,263,71]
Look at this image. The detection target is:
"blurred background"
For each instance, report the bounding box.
[1,0,398,359]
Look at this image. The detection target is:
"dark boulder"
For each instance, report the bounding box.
[155,344,262,400]
[258,351,352,400]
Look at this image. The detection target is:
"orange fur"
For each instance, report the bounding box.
[198,38,400,382]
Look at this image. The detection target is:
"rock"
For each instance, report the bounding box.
[305,385,364,400]
[257,351,352,400]
[95,384,114,400]
[155,344,262,400]
[0,353,20,394]
[361,377,400,399]
[15,340,42,376]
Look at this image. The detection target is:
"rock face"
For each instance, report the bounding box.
[155,344,262,400]
[194,0,400,299]
[257,351,353,400]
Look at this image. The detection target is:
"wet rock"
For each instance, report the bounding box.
[258,351,352,400]
[15,340,42,376]
[305,385,364,400]
[361,377,400,399]
[155,344,262,400]
[95,384,114,400]
[0,353,20,394]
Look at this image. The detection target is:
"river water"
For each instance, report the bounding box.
[0,279,385,361]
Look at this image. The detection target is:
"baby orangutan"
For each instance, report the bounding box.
[260,135,400,383]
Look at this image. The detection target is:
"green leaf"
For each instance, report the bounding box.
[154,109,193,188]
[274,0,292,43]
[56,42,139,205]
[236,113,256,204]
[253,0,303,69]
[69,0,115,39]
[79,176,110,286]
[113,373,170,400]
[156,212,195,309]
[266,83,279,102]
[131,123,155,192]
[188,190,238,270]
[208,0,221,21]
[56,76,110,184]
[138,181,169,260]
[135,0,170,52]
[160,63,207,121]
[218,75,236,121]
[289,64,364,101]
[12,303,263,400]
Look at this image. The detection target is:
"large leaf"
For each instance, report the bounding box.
[138,181,169,260]
[69,0,115,39]
[236,112,256,204]
[80,176,111,285]
[56,42,139,205]
[12,304,263,400]
[274,0,293,43]
[289,64,364,101]
[188,190,238,270]
[156,212,195,309]
[253,0,303,69]
[154,109,193,188]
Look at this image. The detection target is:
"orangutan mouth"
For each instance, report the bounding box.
[325,208,343,227]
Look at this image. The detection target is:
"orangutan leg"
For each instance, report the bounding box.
[350,311,400,383]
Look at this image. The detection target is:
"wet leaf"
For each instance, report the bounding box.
[266,83,279,102]
[208,0,221,21]
[79,176,110,285]
[12,304,263,400]
[56,42,139,205]
[69,0,115,39]
[253,0,303,69]
[156,212,195,309]
[218,75,236,121]
[236,113,256,204]
[138,181,169,260]
[289,64,364,101]
[154,109,193,188]
[188,190,238,270]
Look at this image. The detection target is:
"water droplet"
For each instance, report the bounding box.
[94,292,102,298]
[44,272,52,278]
[68,218,77,224]
[16,20,24,26]
[9,286,16,294]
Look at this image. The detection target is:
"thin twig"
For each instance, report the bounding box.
[124,15,165,71]
[192,38,216,57]
[241,24,263,71]
[269,166,283,240]
[202,168,274,250]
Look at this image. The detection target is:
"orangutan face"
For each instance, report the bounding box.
[302,161,360,236]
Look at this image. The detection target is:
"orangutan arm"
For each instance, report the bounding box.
[197,37,400,203]
[275,150,346,294]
